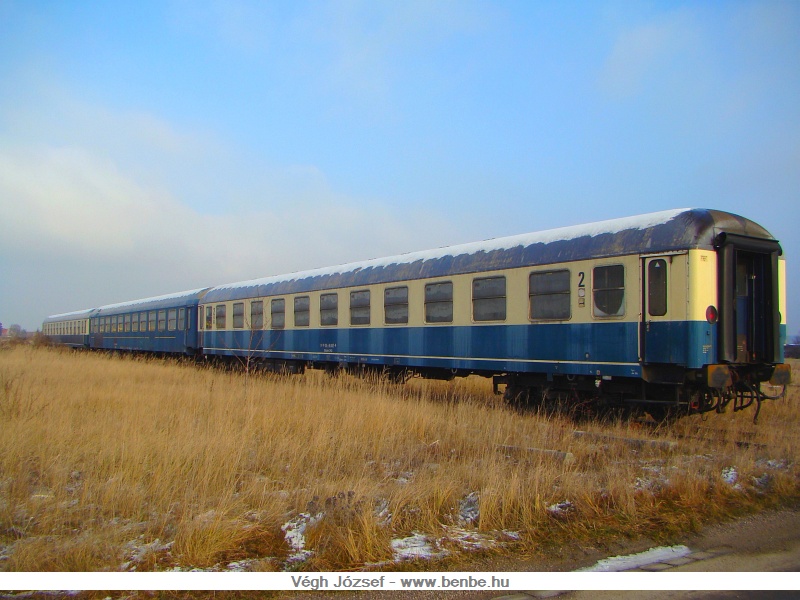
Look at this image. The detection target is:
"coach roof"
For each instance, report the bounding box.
[93,287,211,316]
[43,308,97,323]
[202,208,778,303]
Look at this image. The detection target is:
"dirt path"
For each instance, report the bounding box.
[279,507,800,600]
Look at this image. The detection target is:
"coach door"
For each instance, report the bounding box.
[640,255,675,364]
[716,234,781,365]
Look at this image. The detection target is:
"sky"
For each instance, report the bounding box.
[0,0,798,337]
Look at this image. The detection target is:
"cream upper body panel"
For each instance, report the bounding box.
[200,253,683,331]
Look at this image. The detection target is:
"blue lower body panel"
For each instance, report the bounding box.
[644,320,716,368]
[52,334,88,348]
[203,322,649,378]
[92,331,198,354]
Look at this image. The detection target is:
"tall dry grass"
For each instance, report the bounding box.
[0,345,798,571]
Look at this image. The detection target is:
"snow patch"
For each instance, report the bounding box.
[722,466,739,487]
[547,500,575,517]
[120,537,173,571]
[443,526,498,552]
[578,545,691,572]
[459,492,480,526]
[281,512,323,564]
[374,498,392,526]
[226,559,261,572]
[391,533,447,562]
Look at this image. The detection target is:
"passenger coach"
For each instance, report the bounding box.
[42,208,789,418]
[89,288,210,355]
[42,308,95,349]
[198,208,789,416]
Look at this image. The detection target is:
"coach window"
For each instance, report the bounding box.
[384,286,409,324]
[251,301,264,329]
[113,316,120,333]
[473,276,506,322]
[271,299,285,329]
[294,296,310,327]
[178,308,186,331]
[530,270,571,320]
[593,265,625,317]
[648,259,668,317]
[205,306,213,330]
[425,281,453,323]
[124,314,131,332]
[148,311,157,332]
[131,313,139,332]
[233,303,244,329]
[215,304,226,330]
[157,310,166,331]
[168,309,178,331]
[320,293,338,326]
[350,290,370,326]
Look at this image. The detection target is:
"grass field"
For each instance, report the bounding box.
[0,344,798,572]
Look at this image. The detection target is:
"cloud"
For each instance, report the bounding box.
[310,0,490,103]
[597,9,701,100]
[170,0,491,110]
[0,85,455,328]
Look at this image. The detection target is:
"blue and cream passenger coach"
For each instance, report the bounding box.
[89,288,211,355]
[198,208,790,416]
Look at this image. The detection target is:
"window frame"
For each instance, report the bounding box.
[215,304,227,330]
[320,293,338,327]
[294,296,310,327]
[250,300,264,330]
[384,285,409,325]
[592,264,626,318]
[529,269,572,321]
[350,289,370,326]
[472,276,507,322]
[647,259,668,317]
[232,302,244,329]
[271,298,285,329]
[425,281,454,324]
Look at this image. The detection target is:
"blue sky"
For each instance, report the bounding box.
[0,0,798,336]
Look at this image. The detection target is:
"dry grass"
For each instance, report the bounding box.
[0,345,798,571]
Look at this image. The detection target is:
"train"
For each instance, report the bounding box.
[42,208,791,419]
